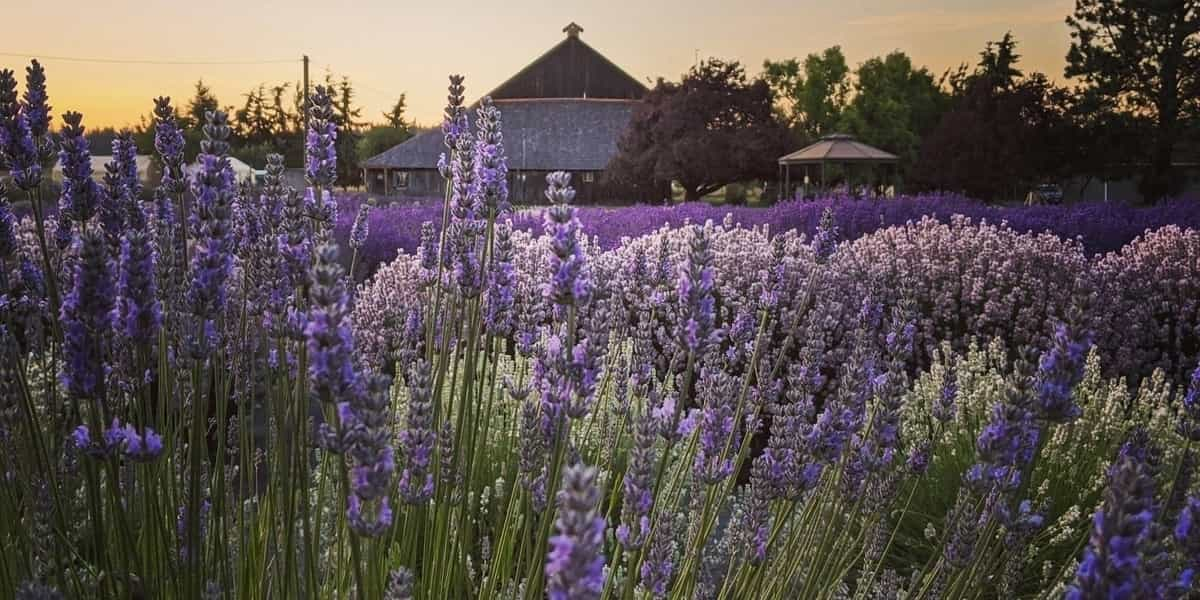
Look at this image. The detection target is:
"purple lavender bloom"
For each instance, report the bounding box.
[810,206,839,263]
[1178,361,1200,442]
[693,369,739,484]
[417,221,438,287]
[399,360,435,505]
[60,231,114,401]
[0,109,41,191]
[907,441,931,475]
[1067,432,1170,600]
[384,568,414,600]
[450,219,485,297]
[933,364,957,423]
[474,96,509,214]
[1177,495,1200,573]
[677,225,721,355]
[21,60,51,140]
[441,75,467,152]
[343,373,395,537]
[546,463,606,600]
[617,411,657,550]
[1033,324,1091,424]
[0,187,16,260]
[640,513,675,598]
[438,419,459,495]
[0,70,42,190]
[117,227,161,342]
[746,482,772,564]
[517,385,549,512]
[112,131,141,198]
[58,112,100,225]
[119,421,164,462]
[0,70,15,142]
[305,85,337,188]
[349,202,370,250]
[277,187,311,289]
[966,399,1039,492]
[186,111,235,353]
[483,222,516,337]
[100,155,129,256]
[152,97,187,197]
[543,172,591,311]
[15,580,64,600]
[307,245,359,401]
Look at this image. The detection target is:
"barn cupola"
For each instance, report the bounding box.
[563,22,584,38]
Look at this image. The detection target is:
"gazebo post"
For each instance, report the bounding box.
[784,164,791,201]
[777,163,783,202]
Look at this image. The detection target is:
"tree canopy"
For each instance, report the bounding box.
[1066,0,1200,202]
[913,35,1075,201]
[763,47,850,142]
[607,58,788,202]
[838,51,948,171]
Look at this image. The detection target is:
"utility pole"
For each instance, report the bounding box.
[302,54,310,133]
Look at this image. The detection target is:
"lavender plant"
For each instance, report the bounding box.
[3,61,1200,600]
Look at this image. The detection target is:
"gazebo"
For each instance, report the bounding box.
[777,133,899,200]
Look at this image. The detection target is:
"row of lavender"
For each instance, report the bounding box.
[2,61,1199,600]
[358,211,1200,392]
[333,192,1200,277]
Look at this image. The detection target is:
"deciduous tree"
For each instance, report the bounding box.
[608,59,788,202]
[763,47,850,141]
[1066,0,1200,202]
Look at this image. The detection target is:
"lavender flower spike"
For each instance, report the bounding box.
[617,411,657,549]
[186,111,235,354]
[677,224,720,354]
[60,231,114,402]
[1067,431,1173,599]
[1178,361,1200,442]
[399,360,435,505]
[152,97,187,196]
[543,172,591,311]
[58,111,100,226]
[349,202,371,250]
[1033,323,1090,424]
[546,463,606,600]
[305,85,337,188]
[441,75,467,152]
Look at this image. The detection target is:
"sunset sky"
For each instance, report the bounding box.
[1,0,1076,130]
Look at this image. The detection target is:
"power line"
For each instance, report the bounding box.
[0,51,298,66]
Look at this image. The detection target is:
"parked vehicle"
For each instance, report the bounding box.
[1026,183,1064,205]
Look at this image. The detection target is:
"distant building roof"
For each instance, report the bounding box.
[361,98,638,171]
[778,134,898,165]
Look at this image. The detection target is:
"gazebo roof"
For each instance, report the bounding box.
[778,133,898,165]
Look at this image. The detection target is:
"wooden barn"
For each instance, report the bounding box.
[361,23,660,204]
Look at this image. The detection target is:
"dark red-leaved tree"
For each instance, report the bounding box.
[607,59,789,202]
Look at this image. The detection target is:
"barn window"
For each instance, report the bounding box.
[393,171,410,188]
[582,172,595,183]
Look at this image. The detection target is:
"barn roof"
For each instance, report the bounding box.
[361,98,638,171]
[778,133,898,164]
[484,24,647,100]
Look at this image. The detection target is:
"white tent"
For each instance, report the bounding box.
[185,156,256,183]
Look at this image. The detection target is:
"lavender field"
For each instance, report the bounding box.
[2,63,1200,600]
[335,193,1200,278]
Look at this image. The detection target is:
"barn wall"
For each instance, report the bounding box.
[365,168,444,198]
